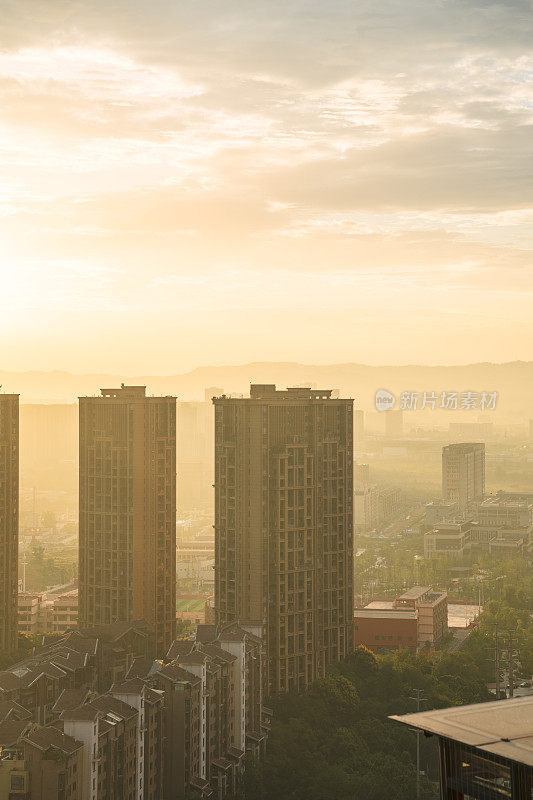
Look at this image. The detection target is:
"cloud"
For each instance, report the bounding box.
[0,0,531,369]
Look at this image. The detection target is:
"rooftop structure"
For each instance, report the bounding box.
[391,697,533,798]
[396,586,432,602]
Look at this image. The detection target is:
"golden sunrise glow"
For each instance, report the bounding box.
[0,4,531,372]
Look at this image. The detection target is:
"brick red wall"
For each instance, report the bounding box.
[354,615,418,654]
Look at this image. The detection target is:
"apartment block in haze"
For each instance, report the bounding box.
[385,409,403,438]
[0,393,19,655]
[177,388,222,513]
[442,442,485,512]
[78,385,176,656]
[213,384,354,693]
[18,591,79,635]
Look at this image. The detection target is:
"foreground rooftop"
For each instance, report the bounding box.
[391,696,533,767]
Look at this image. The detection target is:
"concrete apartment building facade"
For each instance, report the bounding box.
[132,621,267,800]
[79,385,176,655]
[18,591,79,636]
[442,443,485,512]
[0,619,266,800]
[0,722,84,800]
[213,384,354,693]
[177,389,221,513]
[354,484,379,531]
[394,586,448,649]
[0,393,19,655]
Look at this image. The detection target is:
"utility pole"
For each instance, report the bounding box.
[506,633,520,698]
[22,545,27,594]
[409,688,428,800]
[494,631,501,700]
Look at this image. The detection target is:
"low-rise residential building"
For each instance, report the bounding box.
[0,623,154,728]
[18,594,45,635]
[51,593,78,634]
[0,717,84,800]
[18,592,78,636]
[110,680,164,800]
[132,620,267,800]
[0,719,31,800]
[0,621,267,800]
[353,609,418,654]
[393,586,448,648]
[22,725,84,800]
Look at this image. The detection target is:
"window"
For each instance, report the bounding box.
[11,776,25,791]
[444,741,512,799]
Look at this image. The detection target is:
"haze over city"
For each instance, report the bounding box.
[1,3,532,800]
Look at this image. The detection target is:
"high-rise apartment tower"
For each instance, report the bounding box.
[442,442,485,512]
[214,384,354,693]
[79,385,176,654]
[0,393,19,655]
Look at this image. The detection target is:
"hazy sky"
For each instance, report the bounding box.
[1,0,532,373]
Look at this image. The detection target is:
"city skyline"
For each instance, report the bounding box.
[1,2,532,799]
[1,1,532,372]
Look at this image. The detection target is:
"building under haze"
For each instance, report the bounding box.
[79,385,176,655]
[442,442,485,512]
[213,384,354,693]
[385,409,403,438]
[0,393,19,654]
[354,409,365,445]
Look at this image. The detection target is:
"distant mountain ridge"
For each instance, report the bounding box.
[1,361,532,418]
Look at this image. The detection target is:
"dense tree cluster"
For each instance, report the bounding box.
[239,647,491,800]
[463,570,533,683]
